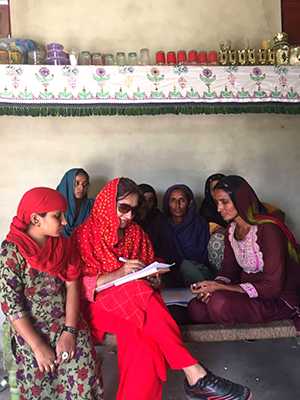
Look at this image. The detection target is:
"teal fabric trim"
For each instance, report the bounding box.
[0,102,300,116]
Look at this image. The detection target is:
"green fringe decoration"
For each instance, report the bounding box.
[0,102,300,117]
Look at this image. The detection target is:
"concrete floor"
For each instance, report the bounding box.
[0,338,300,399]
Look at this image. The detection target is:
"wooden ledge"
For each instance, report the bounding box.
[181,320,297,343]
[101,320,297,348]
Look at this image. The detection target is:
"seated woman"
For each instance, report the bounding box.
[162,184,213,287]
[136,183,174,263]
[199,173,227,272]
[57,168,94,236]
[75,177,251,400]
[188,175,300,329]
[199,173,226,227]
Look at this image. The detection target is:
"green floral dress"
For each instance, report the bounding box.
[0,241,104,400]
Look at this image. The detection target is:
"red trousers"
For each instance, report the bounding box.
[88,293,197,400]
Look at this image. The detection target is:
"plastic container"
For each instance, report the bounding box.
[155,50,166,65]
[46,42,64,51]
[128,52,138,65]
[140,48,150,65]
[92,52,103,65]
[28,49,46,65]
[177,50,187,64]
[116,52,126,66]
[166,51,176,65]
[78,51,91,65]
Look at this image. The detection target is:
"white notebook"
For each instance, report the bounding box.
[95,261,175,293]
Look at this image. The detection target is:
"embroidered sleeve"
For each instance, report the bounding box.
[240,283,258,298]
[0,242,28,320]
[81,275,98,302]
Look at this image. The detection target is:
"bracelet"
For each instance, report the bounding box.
[62,325,78,336]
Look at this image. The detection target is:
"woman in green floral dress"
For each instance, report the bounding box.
[0,187,103,400]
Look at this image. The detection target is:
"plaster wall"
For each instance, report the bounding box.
[10,0,281,54]
[1,114,300,239]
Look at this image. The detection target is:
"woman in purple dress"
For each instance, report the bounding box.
[188,176,300,329]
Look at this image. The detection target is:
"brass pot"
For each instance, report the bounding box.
[289,46,300,65]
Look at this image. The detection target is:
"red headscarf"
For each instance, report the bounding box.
[75,178,155,276]
[6,187,80,281]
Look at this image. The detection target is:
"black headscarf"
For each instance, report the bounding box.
[136,184,175,264]
[138,184,158,210]
[163,184,209,265]
[199,173,227,227]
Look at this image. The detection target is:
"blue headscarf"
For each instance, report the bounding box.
[163,184,209,265]
[57,168,94,237]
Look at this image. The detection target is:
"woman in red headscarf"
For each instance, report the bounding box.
[0,187,103,400]
[188,176,300,329]
[76,177,251,400]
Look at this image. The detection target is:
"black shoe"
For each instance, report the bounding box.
[184,371,252,400]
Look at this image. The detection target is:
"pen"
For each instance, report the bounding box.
[119,257,128,262]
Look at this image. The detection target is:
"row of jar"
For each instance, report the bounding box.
[2,46,299,67]
[218,47,299,66]
[74,49,150,66]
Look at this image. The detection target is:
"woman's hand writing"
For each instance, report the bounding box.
[96,259,145,287]
[119,259,144,277]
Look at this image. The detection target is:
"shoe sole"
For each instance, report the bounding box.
[185,391,253,400]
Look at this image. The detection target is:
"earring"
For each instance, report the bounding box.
[34,219,40,227]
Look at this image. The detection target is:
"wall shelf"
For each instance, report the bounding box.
[0,64,300,116]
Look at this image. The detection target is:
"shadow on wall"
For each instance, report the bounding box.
[89,177,107,199]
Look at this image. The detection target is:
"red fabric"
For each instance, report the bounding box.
[6,187,80,281]
[81,275,98,302]
[95,280,154,328]
[75,178,156,326]
[75,178,154,275]
[88,293,197,400]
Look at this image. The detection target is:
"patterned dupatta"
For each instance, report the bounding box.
[75,178,154,275]
[75,178,155,327]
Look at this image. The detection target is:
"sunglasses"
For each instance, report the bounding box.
[117,202,139,215]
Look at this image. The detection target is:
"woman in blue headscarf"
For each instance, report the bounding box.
[162,184,214,287]
[57,168,94,236]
